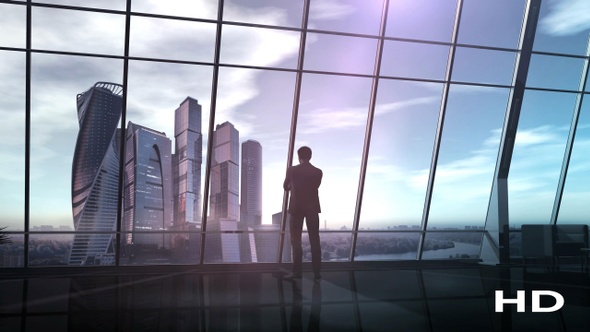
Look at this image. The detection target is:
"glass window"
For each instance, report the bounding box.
[30,54,123,267]
[556,100,590,224]
[129,16,216,63]
[428,85,510,229]
[28,234,74,267]
[509,90,576,226]
[295,73,371,231]
[203,67,295,264]
[123,60,213,265]
[534,0,590,56]
[224,0,303,29]
[132,0,218,20]
[452,47,517,86]
[308,0,384,36]
[361,80,442,229]
[421,232,483,259]
[220,25,300,69]
[355,232,420,261]
[32,7,125,55]
[458,0,526,49]
[0,3,26,49]
[386,0,457,43]
[380,41,449,80]
[304,33,377,75]
[33,0,125,10]
[527,54,586,91]
[0,234,24,268]
[0,51,26,232]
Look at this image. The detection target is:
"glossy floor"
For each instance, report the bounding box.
[1,263,590,331]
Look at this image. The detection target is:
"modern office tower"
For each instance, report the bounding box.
[69,82,123,266]
[240,140,262,227]
[173,97,203,228]
[209,121,239,221]
[122,122,173,248]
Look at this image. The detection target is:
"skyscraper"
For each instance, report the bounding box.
[209,121,239,221]
[240,140,262,227]
[122,122,173,248]
[70,82,123,265]
[173,97,203,228]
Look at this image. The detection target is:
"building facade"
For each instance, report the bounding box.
[69,82,123,265]
[209,121,240,221]
[240,140,262,227]
[173,97,203,228]
[122,122,173,249]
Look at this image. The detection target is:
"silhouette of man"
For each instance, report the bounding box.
[283,146,323,280]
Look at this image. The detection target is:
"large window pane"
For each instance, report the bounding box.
[361,80,441,229]
[0,234,24,268]
[556,100,590,224]
[386,0,457,43]
[30,54,123,266]
[130,16,216,63]
[421,232,483,260]
[220,25,300,69]
[428,86,510,229]
[224,0,303,29]
[308,0,384,36]
[33,0,125,10]
[380,41,449,80]
[32,7,125,55]
[203,68,295,263]
[527,54,586,91]
[123,60,213,265]
[29,234,74,267]
[0,3,26,49]
[0,51,26,232]
[295,73,371,231]
[355,232,420,261]
[509,91,576,226]
[452,48,517,86]
[533,0,590,56]
[304,33,377,75]
[457,0,526,49]
[132,0,217,20]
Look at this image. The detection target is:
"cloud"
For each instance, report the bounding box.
[541,0,590,36]
[309,0,356,20]
[300,95,438,134]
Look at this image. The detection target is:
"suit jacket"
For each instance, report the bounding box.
[283,162,323,217]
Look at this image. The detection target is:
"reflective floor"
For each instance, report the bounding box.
[1,263,590,331]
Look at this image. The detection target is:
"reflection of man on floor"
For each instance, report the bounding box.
[290,280,322,332]
[283,146,323,280]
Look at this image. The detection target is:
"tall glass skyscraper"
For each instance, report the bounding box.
[122,122,173,249]
[69,82,123,266]
[241,140,262,227]
[173,97,202,228]
[209,121,239,221]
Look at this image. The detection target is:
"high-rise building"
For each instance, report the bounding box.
[69,82,123,266]
[173,97,202,228]
[122,122,173,248]
[240,140,262,227]
[209,121,239,221]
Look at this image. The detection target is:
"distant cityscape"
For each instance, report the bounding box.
[0,81,492,267]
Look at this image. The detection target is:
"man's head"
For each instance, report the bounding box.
[297,146,312,162]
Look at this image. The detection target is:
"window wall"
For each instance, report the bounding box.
[1,0,589,268]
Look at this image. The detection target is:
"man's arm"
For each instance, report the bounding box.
[283,167,291,191]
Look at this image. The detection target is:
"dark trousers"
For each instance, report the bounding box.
[289,213,321,276]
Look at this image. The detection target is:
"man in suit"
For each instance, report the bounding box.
[283,146,323,280]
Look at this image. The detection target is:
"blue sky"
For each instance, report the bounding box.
[1,0,590,231]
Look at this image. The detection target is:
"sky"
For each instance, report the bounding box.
[2,0,590,232]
